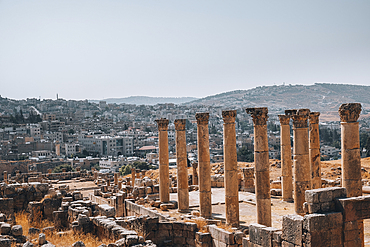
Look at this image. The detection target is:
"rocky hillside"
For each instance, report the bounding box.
[186,83,370,121]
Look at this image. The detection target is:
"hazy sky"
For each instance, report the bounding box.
[1,1,369,100]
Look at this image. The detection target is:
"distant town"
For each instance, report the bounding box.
[1,90,370,176]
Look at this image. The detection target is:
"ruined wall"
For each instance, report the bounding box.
[0,183,50,213]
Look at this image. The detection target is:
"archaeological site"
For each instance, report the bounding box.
[1,103,370,247]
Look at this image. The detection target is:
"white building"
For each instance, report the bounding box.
[78,135,134,156]
[320,145,340,156]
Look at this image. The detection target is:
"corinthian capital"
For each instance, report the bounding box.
[195,113,209,125]
[339,103,362,123]
[292,115,308,128]
[309,112,320,124]
[174,119,186,131]
[245,107,268,126]
[155,118,169,131]
[278,115,290,125]
[222,110,237,124]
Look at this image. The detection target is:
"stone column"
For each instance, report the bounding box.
[245,107,271,227]
[114,172,119,185]
[3,171,7,184]
[339,103,364,246]
[222,110,239,227]
[292,109,311,215]
[195,112,212,219]
[192,163,198,185]
[155,118,170,203]
[131,168,136,187]
[174,119,190,212]
[309,112,321,189]
[278,114,293,201]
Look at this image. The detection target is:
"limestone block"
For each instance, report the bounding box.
[1,223,11,235]
[249,223,267,245]
[38,233,47,245]
[23,241,34,247]
[11,225,23,237]
[0,239,11,247]
[282,215,303,246]
[72,241,85,247]
[260,227,279,247]
[98,204,115,217]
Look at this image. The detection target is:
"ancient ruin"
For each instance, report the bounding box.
[309,112,321,189]
[155,118,170,204]
[278,114,293,201]
[245,107,271,227]
[0,103,369,247]
[195,112,212,219]
[174,119,189,212]
[292,109,311,215]
[222,110,239,227]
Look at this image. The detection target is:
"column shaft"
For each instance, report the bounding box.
[131,168,136,187]
[114,172,118,185]
[175,119,189,212]
[309,112,321,189]
[292,109,310,215]
[196,113,212,219]
[222,110,239,227]
[246,107,271,227]
[339,103,363,246]
[279,115,293,201]
[155,119,170,203]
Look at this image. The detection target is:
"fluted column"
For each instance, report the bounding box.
[339,103,363,247]
[292,109,310,215]
[309,112,321,189]
[222,110,239,227]
[278,114,293,201]
[246,107,271,227]
[155,118,170,203]
[174,119,189,212]
[195,112,212,219]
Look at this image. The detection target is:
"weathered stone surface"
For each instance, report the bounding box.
[23,242,34,247]
[39,233,47,245]
[72,241,86,247]
[1,223,11,235]
[196,112,212,219]
[11,225,23,236]
[0,239,11,247]
[282,215,303,246]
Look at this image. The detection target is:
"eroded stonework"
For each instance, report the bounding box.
[339,103,362,122]
[195,112,209,125]
[278,115,290,125]
[174,119,186,131]
[222,110,237,124]
[155,118,169,131]
[245,107,268,126]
